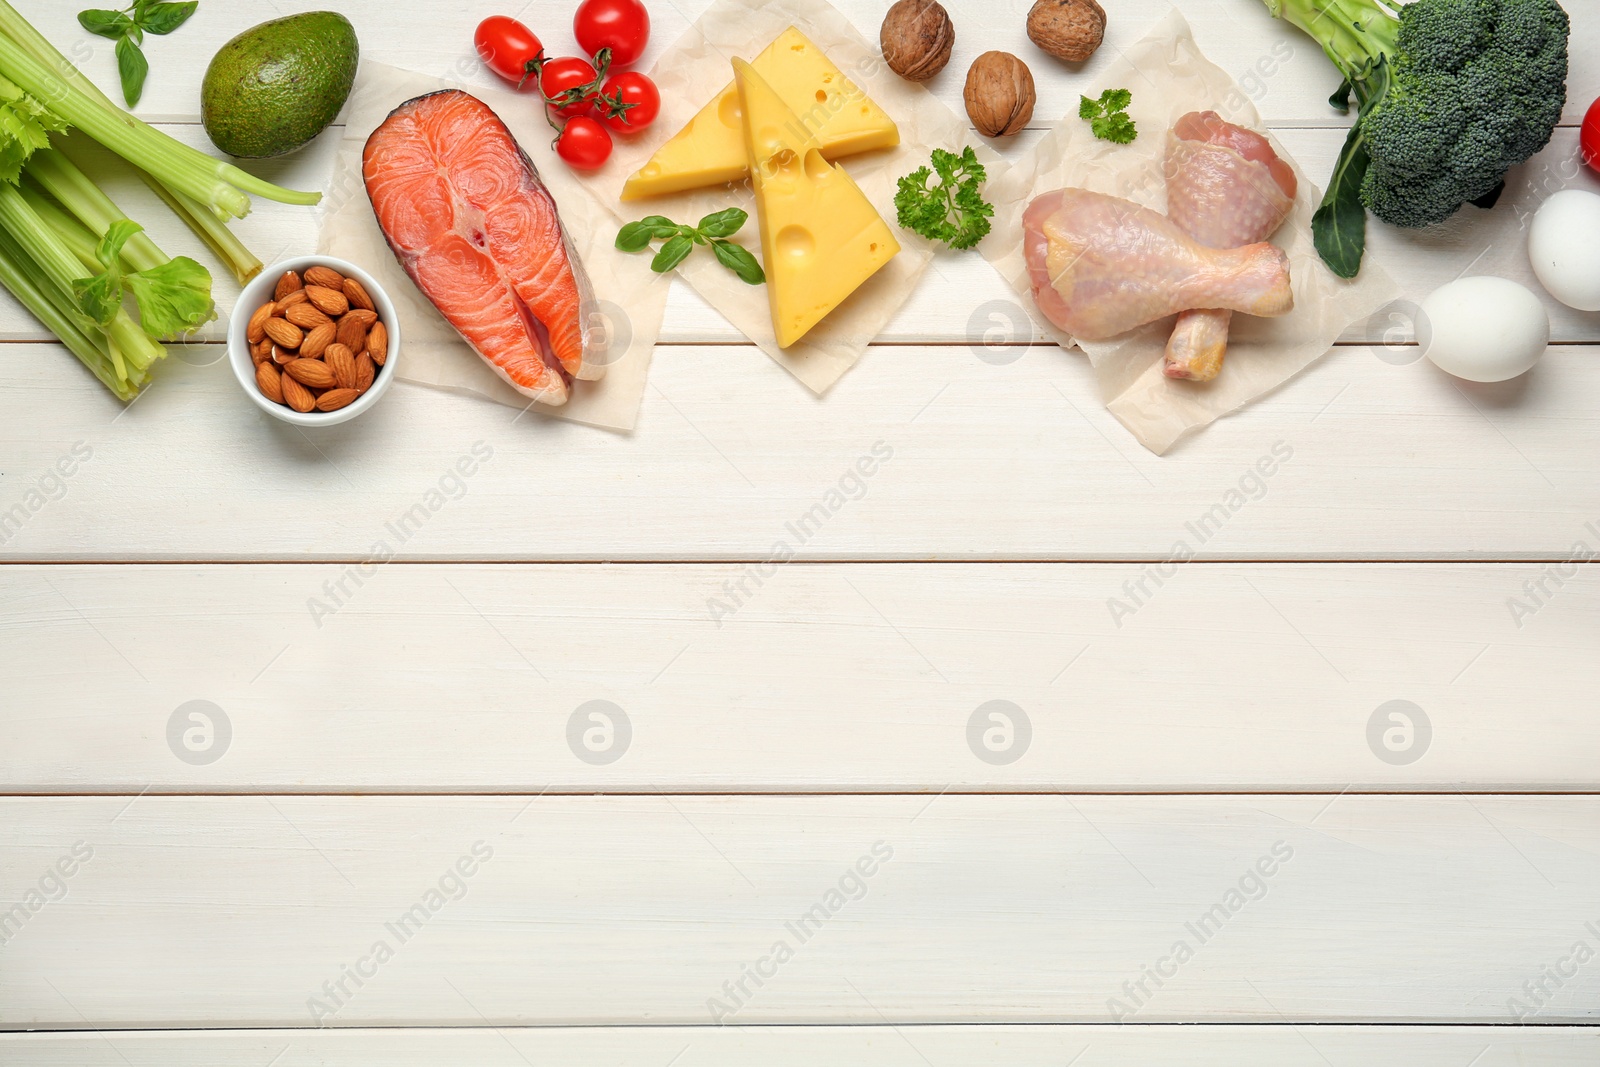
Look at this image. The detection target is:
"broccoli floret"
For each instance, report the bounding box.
[1264,0,1570,275]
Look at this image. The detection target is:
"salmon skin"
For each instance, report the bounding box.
[363,90,604,407]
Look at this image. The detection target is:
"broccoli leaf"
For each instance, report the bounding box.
[122,255,215,337]
[1311,120,1370,279]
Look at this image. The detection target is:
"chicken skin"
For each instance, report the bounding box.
[1162,111,1297,381]
[1023,188,1293,342]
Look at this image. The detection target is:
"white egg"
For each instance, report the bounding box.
[1418,276,1549,383]
[1528,189,1600,311]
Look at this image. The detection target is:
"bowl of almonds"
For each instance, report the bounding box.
[228,256,400,426]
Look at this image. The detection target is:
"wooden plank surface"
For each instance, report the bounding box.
[4,1025,1599,1066]
[3,794,1598,1028]
[2,564,1597,792]
[3,339,1597,560]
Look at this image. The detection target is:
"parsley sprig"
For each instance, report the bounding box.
[893,146,993,251]
[1080,88,1137,145]
[616,208,765,285]
[78,0,199,107]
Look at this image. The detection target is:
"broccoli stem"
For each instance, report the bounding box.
[1265,0,1400,85]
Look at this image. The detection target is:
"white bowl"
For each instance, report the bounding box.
[228,255,401,427]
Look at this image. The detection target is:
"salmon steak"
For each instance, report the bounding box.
[363,90,603,406]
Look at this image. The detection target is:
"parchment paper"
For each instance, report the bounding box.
[586,0,972,394]
[319,62,668,432]
[982,10,1397,454]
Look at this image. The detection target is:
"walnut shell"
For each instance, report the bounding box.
[880,0,955,82]
[1027,0,1106,63]
[963,51,1035,138]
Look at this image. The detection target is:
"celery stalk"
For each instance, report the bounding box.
[0,3,269,282]
[27,148,166,271]
[0,11,321,218]
[0,181,164,384]
[0,226,134,399]
[139,171,263,285]
[18,182,99,271]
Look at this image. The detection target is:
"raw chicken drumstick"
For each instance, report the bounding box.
[1023,188,1293,341]
[1162,111,1297,381]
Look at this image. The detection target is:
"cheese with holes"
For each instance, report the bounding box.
[621,27,899,200]
[733,58,899,349]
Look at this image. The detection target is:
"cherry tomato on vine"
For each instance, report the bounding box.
[539,56,601,118]
[556,116,614,169]
[474,16,544,89]
[1582,97,1600,176]
[574,0,651,68]
[596,71,660,134]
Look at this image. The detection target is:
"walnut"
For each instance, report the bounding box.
[880,0,955,82]
[1027,0,1106,63]
[963,51,1035,137]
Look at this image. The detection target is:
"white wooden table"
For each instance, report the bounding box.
[3,0,1598,1062]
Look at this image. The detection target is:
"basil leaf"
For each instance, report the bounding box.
[696,207,748,238]
[137,1,198,35]
[615,220,658,252]
[115,35,149,107]
[650,234,694,273]
[77,9,134,38]
[1310,120,1370,279]
[711,240,765,285]
[637,215,679,238]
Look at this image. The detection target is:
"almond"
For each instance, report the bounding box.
[300,321,337,359]
[343,277,375,313]
[343,308,378,329]
[281,373,316,413]
[277,288,310,310]
[355,352,376,392]
[263,317,303,349]
[256,361,284,404]
[305,265,345,290]
[336,314,369,351]
[247,301,276,344]
[285,358,337,389]
[274,271,303,301]
[272,344,295,365]
[316,388,360,412]
[306,285,350,317]
[251,338,273,364]
[368,320,388,365]
[325,343,358,390]
[286,302,333,330]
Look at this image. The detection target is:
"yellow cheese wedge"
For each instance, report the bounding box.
[621,27,899,200]
[733,57,899,349]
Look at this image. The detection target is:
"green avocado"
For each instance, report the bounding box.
[201,12,360,159]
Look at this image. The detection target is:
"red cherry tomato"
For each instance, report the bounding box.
[556,116,614,169]
[1583,97,1600,175]
[474,16,544,89]
[540,56,601,118]
[597,71,660,134]
[574,0,651,68]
